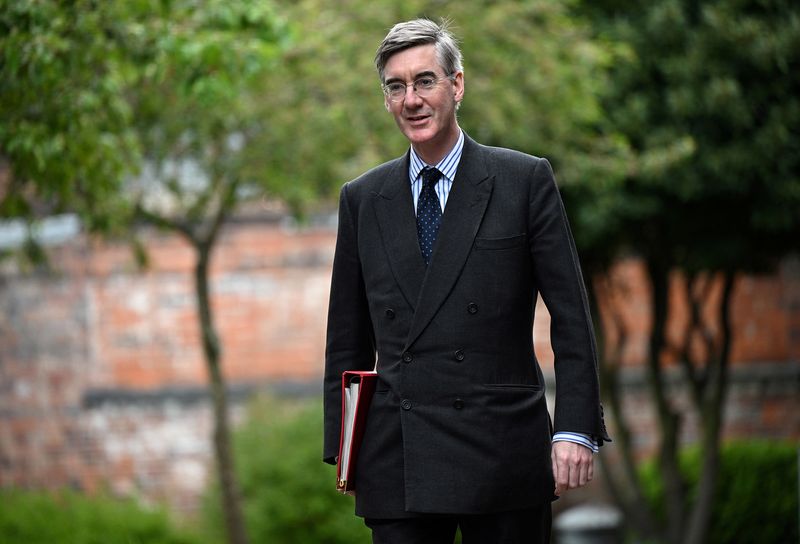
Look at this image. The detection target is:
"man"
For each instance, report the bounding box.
[323,18,609,543]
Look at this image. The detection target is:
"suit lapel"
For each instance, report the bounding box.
[373,152,427,310]
[404,136,493,349]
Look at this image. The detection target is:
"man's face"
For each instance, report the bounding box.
[382,44,464,152]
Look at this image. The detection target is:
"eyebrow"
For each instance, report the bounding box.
[384,70,438,84]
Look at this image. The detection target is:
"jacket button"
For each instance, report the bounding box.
[402,352,413,363]
[467,302,478,314]
[385,308,395,319]
[453,398,464,410]
[454,349,465,362]
[401,399,412,410]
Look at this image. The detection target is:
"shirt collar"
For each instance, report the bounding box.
[409,129,465,184]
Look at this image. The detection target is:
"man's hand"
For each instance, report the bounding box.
[551,441,594,496]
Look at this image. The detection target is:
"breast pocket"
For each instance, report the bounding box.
[474,233,527,251]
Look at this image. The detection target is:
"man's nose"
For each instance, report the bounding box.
[403,85,424,106]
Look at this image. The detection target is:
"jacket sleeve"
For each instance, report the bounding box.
[527,158,610,446]
[322,183,377,464]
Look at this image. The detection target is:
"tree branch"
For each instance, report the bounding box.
[697,272,720,405]
[200,176,240,249]
[684,271,735,544]
[135,202,196,243]
[678,271,703,409]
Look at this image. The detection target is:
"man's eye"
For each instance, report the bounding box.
[416,78,435,88]
[386,83,405,93]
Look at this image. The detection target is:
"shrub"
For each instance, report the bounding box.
[639,440,798,544]
[0,488,201,544]
[203,395,371,543]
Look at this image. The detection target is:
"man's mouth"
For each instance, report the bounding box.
[406,114,429,122]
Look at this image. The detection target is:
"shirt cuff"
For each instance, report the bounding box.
[552,431,599,453]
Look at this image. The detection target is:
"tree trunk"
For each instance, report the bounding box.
[683,272,735,544]
[588,273,660,539]
[646,261,685,544]
[195,241,250,544]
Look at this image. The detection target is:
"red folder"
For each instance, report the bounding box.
[336,370,378,493]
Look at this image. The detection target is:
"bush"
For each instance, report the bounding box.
[639,440,799,544]
[203,395,371,543]
[0,489,201,544]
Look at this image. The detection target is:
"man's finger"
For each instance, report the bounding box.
[552,451,562,496]
[553,450,571,496]
[558,455,571,491]
[578,460,589,487]
[568,455,580,489]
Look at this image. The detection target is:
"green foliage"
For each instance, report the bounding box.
[0,489,201,544]
[0,0,288,231]
[0,0,139,230]
[572,0,800,273]
[638,441,799,544]
[2,0,627,223]
[454,0,631,191]
[573,3,800,542]
[260,0,629,213]
[241,0,405,213]
[126,0,289,233]
[203,396,371,543]
[6,0,795,266]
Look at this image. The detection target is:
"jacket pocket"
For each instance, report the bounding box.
[474,233,526,250]
[483,383,542,392]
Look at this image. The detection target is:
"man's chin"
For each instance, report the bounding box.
[403,127,436,146]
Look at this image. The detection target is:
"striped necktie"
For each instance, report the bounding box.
[416,168,442,265]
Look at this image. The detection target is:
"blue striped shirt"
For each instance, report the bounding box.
[409,130,464,213]
[408,130,598,454]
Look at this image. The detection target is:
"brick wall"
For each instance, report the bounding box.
[0,218,335,512]
[0,217,797,514]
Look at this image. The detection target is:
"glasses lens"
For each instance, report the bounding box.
[415,77,437,94]
[384,83,405,101]
[384,76,447,101]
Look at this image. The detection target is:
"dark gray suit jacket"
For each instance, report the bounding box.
[323,134,609,519]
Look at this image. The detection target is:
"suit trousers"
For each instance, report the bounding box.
[364,502,552,544]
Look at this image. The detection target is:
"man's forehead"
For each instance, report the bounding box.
[384,69,437,84]
[383,44,440,77]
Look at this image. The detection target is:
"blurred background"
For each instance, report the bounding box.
[1,0,798,543]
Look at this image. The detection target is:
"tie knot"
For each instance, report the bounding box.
[421,168,441,188]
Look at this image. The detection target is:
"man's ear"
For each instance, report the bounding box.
[453,71,465,103]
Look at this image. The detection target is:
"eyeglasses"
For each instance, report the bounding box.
[382,74,455,102]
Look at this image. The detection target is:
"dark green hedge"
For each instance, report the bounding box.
[203,396,371,543]
[0,489,200,544]
[639,440,798,544]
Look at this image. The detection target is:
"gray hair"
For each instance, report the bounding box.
[375,18,463,83]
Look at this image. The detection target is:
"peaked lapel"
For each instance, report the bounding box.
[372,152,427,310]
[404,136,493,349]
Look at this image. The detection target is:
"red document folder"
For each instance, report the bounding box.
[336,370,378,493]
